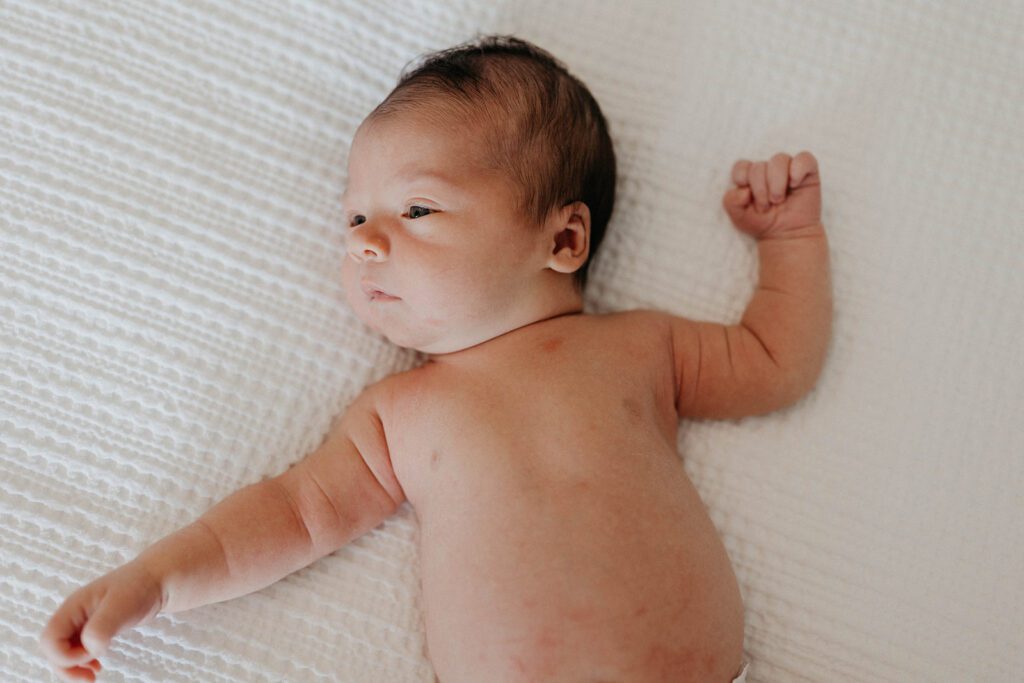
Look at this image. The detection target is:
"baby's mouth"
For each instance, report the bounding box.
[360,279,401,302]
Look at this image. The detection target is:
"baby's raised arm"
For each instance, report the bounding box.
[662,151,832,420]
[39,381,404,682]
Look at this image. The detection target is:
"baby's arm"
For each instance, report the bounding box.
[667,151,832,419]
[39,381,404,681]
[146,381,404,613]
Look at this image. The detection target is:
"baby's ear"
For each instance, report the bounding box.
[545,200,591,274]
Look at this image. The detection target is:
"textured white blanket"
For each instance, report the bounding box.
[3,1,1023,681]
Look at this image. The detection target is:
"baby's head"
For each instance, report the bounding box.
[341,35,616,355]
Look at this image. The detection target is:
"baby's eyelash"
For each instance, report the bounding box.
[347,206,434,227]
[406,205,433,219]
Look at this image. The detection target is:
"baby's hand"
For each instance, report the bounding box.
[39,561,163,682]
[722,151,822,239]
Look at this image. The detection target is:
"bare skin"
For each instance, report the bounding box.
[39,109,830,682]
[383,309,746,681]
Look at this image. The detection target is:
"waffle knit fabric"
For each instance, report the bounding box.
[3,1,1023,680]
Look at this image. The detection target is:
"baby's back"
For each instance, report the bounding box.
[381,311,744,682]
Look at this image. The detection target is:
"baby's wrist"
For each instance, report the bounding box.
[126,556,169,614]
[760,221,826,241]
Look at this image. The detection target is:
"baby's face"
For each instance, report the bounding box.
[341,112,555,354]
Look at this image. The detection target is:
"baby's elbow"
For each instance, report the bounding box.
[775,361,825,411]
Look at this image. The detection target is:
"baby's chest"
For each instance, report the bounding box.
[383,337,679,513]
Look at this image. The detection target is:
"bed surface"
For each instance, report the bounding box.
[3,1,1022,680]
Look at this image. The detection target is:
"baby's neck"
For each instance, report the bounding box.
[424,284,583,363]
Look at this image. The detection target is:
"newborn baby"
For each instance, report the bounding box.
[40,35,832,682]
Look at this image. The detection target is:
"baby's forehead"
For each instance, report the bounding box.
[348,111,504,180]
[358,103,496,148]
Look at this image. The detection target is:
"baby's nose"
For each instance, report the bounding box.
[346,229,389,262]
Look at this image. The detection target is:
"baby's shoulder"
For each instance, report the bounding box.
[358,364,436,420]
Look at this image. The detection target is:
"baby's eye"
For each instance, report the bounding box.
[349,215,366,227]
[406,205,434,219]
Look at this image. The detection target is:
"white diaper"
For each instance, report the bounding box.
[732,662,749,682]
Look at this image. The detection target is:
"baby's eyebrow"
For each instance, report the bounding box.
[399,168,458,186]
[340,171,463,206]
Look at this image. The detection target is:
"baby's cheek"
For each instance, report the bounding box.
[340,259,359,297]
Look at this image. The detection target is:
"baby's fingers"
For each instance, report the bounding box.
[722,185,752,213]
[748,161,770,211]
[40,606,94,668]
[789,150,819,189]
[731,159,752,187]
[767,153,791,204]
[52,659,101,683]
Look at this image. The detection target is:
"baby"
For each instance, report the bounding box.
[40,35,831,682]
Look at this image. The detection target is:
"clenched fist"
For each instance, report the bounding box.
[723,151,822,239]
[39,560,164,682]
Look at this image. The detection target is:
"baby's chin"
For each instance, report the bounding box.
[344,289,490,354]
[347,299,444,352]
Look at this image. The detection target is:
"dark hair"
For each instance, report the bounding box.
[367,34,616,292]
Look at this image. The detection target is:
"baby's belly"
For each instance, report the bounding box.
[415,440,744,683]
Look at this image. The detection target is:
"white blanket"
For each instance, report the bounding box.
[3,1,1022,680]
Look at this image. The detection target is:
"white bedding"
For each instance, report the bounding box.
[3,1,1023,680]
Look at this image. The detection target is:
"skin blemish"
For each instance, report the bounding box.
[430,450,441,470]
[540,336,563,352]
[633,605,648,617]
